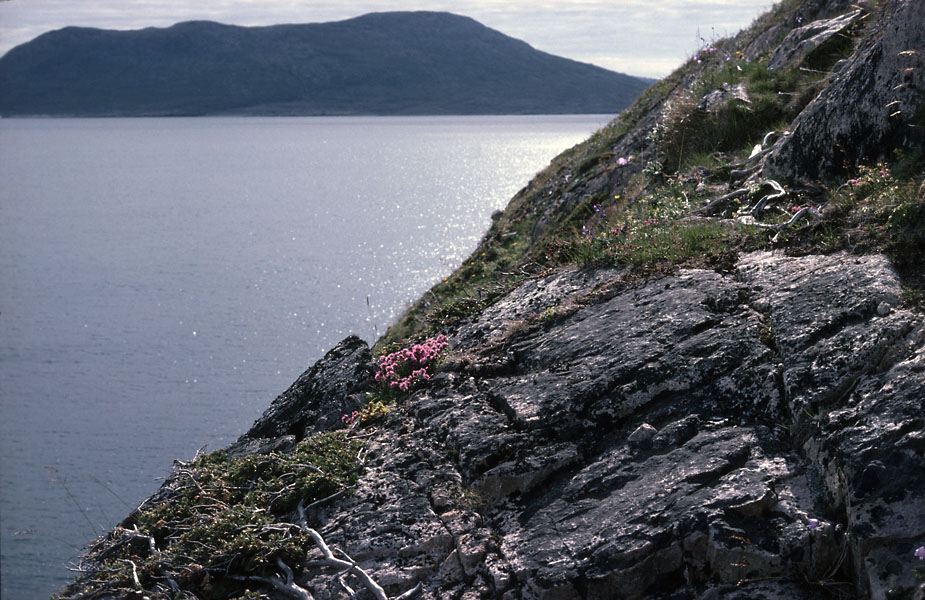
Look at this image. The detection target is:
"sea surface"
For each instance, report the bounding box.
[0,115,609,598]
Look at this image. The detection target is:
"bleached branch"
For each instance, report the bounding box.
[296,500,421,600]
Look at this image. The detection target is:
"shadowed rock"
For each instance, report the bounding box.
[237,334,374,443]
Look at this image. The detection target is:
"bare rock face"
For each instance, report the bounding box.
[764,0,925,182]
[767,10,863,71]
[740,0,856,62]
[257,252,924,599]
[237,334,373,442]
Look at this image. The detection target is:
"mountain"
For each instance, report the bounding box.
[0,12,653,117]
[57,0,925,598]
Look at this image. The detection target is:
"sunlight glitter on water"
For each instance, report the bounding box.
[0,114,610,598]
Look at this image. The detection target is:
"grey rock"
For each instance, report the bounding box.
[626,422,657,446]
[259,251,922,599]
[696,82,750,112]
[104,250,923,600]
[739,0,856,62]
[224,434,296,459]
[452,266,621,349]
[239,334,374,441]
[764,0,925,181]
[767,10,863,71]
[737,252,925,596]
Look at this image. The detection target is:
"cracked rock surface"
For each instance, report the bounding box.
[235,251,924,599]
[764,0,925,182]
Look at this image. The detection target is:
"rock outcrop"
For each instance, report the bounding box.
[766,9,863,71]
[237,335,373,443]
[233,251,922,599]
[764,0,925,182]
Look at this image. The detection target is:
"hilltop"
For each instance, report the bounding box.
[57,0,924,599]
[0,12,652,117]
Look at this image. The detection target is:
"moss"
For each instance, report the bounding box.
[66,431,364,599]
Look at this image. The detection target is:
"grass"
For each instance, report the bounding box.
[564,220,741,269]
[60,431,365,600]
[560,158,924,292]
[378,0,923,349]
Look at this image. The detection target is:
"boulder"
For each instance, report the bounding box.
[696,82,750,112]
[767,10,863,71]
[239,334,374,442]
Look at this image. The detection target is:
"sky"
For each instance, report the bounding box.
[0,1,776,78]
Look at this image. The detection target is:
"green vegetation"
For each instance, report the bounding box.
[558,158,923,288]
[380,0,922,349]
[61,432,364,599]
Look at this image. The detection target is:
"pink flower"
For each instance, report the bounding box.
[373,335,448,394]
[616,157,629,166]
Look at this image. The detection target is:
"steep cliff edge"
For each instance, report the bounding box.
[58,1,924,599]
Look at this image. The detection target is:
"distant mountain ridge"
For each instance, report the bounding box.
[0,12,653,117]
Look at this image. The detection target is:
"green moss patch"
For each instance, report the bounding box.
[60,431,364,599]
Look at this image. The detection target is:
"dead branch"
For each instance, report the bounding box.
[730,162,762,182]
[395,583,425,600]
[747,179,787,215]
[300,485,356,512]
[122,559,142,590]
[693,188,750,216]
[94,527,158,562]
[338,576,360,599]
[301,525,388,600]
[737,207,822,233]
[176,468,229,508]
[296,500,422,600]
[230,557,314,600]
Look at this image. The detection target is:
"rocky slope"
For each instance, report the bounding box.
[222,250,922,600]
[58,0,924,599]
[0,12,651,117]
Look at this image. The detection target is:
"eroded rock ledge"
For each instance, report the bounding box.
[233,251,924,599]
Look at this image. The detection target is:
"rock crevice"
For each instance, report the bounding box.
[218,251,923,599]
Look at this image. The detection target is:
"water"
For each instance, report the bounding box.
[0,114,608,598]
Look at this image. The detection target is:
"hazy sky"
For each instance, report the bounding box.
[0,1,775,78]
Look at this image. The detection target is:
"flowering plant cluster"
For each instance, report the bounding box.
[847,163,892,189]
[341,399,391,430]
[694,42,746,66]
[374,334,449,393]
